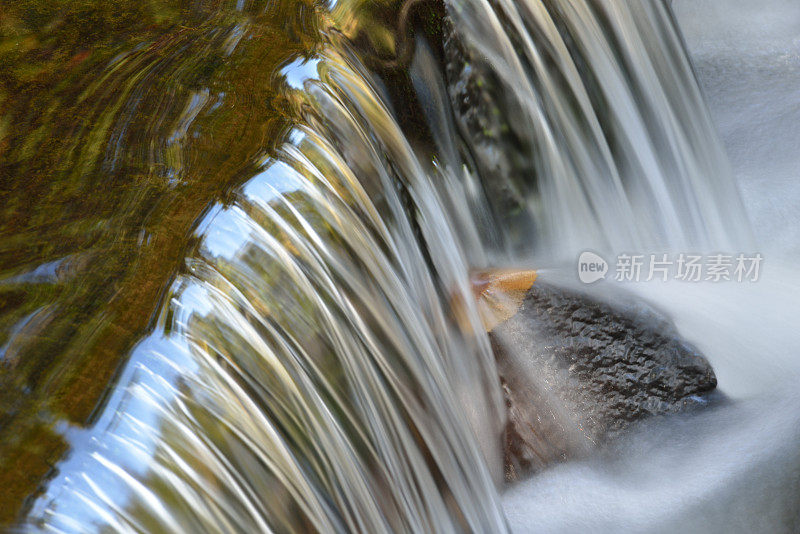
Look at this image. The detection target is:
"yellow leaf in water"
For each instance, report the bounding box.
[471,269,537,332]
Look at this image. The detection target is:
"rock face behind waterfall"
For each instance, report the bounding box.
[489,282,718,481]
[442,16,539,252]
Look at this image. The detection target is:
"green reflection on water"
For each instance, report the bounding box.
[0,0,326,522]
[0,0,438,523]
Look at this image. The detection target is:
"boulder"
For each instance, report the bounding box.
[486,281,718,481]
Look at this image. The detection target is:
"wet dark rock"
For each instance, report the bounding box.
[442,13,538,252]
[491,282,717,481]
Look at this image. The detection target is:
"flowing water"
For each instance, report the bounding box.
[1,0,796,532]
[502,1,800,532]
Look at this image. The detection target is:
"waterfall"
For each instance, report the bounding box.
[25,42,507,532]
[444,0,751,261]
[22,0,751,532]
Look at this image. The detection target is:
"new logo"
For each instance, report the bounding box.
[578,251,608,283]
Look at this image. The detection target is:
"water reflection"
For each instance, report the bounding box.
[30,103,506,531]
[0,0,326,521]
[281,57,324,91]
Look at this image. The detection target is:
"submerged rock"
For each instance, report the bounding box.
[487,281,718,481]
[442,13,540,253]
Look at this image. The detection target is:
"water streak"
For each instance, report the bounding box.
[27,40,507,533]
[445,0,751,260]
